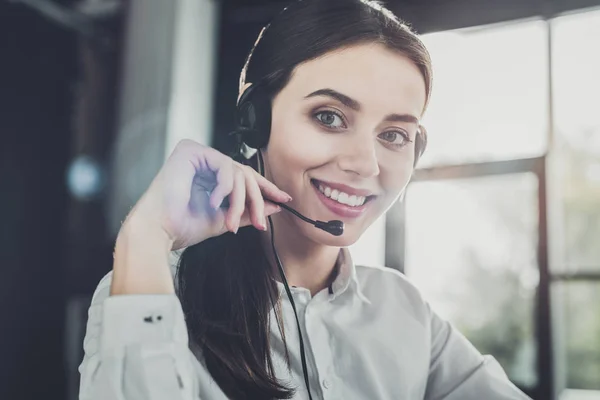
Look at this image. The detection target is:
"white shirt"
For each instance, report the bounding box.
[78,247,531,400]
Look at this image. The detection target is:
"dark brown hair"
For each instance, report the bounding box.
[177,1,432,398]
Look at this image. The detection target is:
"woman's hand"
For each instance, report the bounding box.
[124,139,291,250]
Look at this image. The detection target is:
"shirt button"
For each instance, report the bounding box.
[322,379,330,389]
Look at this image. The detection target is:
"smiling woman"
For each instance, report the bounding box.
[260,41,428,248]
[78,1,532,399]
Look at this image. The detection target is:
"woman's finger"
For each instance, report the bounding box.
[246,167,292,203]
[236,200,281,231]
[208,160,235,210]
[264,201,282,217]
[242,167,267,231]
[227,168,246,233]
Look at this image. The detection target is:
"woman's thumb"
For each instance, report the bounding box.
[264,202,282,217]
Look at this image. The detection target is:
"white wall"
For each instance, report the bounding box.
[165,0,219,156]
[108,0,219,237]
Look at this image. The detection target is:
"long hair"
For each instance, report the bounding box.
[176,1,433,398]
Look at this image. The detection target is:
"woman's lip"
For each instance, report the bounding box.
[312,179,376,197]
[311,181,371,218]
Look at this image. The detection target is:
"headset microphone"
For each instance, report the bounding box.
[274,202,344,236]
[219,197,345,236]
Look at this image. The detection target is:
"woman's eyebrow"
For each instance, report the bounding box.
[305,88,361,110]
[385,113,419,125]
[304,88,419,125]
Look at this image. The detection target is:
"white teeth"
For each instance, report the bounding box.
[315,182,368,207]
[338,192,349,203]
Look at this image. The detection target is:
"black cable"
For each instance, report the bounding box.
[268,216,314,400]
[277,202,312,224]
[259,152,314,400]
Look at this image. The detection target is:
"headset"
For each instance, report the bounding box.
[228,81,427,399]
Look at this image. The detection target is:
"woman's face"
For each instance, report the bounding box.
[262,42,427,246]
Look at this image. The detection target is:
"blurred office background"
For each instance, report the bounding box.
[1,0,599,399]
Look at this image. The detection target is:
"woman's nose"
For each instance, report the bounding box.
[336,134,380,177]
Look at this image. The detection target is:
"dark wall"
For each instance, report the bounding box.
[0,3,76,400]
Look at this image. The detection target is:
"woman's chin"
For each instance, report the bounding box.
[321,235,360,247]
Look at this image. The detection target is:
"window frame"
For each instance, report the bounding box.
[385,11,600,399]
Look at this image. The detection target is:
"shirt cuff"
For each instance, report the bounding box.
[100,294,189,354]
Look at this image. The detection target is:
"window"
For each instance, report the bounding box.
[418,20,548,167]
[405,174,539,388]
[552,282,600,391]
[550,8,600,398]
[550,9,600,274]
[391,10,600,399]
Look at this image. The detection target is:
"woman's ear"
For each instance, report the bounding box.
[238,82,253,105]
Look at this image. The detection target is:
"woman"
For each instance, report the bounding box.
[79,0,532,399]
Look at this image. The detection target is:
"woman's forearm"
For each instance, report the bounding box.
[111,213,175,295]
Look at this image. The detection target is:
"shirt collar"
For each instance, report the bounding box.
[329,247,371,304]
[273,247,371,305]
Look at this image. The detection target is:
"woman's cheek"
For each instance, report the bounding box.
[278,125,335,161]
[380,167,412,197]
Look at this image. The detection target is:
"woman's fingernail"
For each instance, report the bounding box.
[285,195,292,201]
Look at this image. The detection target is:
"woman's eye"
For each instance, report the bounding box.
[379,131,410,147]
[314,111,345,129]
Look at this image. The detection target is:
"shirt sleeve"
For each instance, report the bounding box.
[78,272,201,400]
[424,302,532,400]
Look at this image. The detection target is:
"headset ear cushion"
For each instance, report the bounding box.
[241,128,264,149]
[236,84,272,149]
[414,125,428,166]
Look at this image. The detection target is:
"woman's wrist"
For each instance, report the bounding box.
[111,212,176,295]
[119,206,174,249]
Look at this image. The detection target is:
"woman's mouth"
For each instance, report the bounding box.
[310,179,376,218]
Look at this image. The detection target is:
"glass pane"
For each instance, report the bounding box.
[559,389,600,400]
[418,20,548,167]
[552,282,600,391]
[550,9,600,273]
[404,173,539,387]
